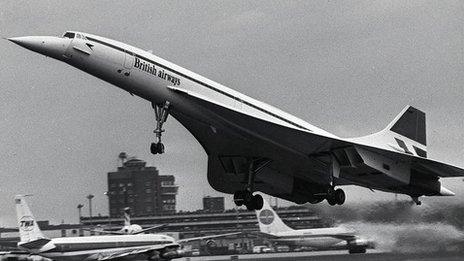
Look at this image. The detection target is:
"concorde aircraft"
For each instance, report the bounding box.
[254,194,371,253]
[14,195,237,261]
[8,31,464,210]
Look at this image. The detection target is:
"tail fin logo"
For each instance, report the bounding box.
[19,216,34,231]
[258,209,274,225]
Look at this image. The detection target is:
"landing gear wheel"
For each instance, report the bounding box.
[234,191,263,210]
[233,191,247,206]
[327,197,337,206]
[150,142,165,154]
[156,142,165,154]
[251,194,264,210]
[326,187,346,206]
[334,189,345,205]
[245,195,263,211]
[245,202,254,211]
[150,143,157,154]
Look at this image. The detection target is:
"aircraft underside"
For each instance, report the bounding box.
[161,91,446,207]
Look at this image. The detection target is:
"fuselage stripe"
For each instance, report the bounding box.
[85,37,310,131]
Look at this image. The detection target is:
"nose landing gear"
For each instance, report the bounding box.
[150,101,170,155]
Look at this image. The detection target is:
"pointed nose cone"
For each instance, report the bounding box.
[7,37,23,45]
[8,36,45,51]
[8,36,68,60]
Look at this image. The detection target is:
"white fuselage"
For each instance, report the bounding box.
[21,234,177,261]
[265,227,352,248]
[68,33,336,137]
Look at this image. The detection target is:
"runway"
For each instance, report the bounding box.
[180,250,464,261]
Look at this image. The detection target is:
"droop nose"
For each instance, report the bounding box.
[8,36,69,60]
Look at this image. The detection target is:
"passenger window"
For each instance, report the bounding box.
[63,32,75,39]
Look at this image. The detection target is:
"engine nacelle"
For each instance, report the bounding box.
[160,249,185,260]
[348,239,368,254]
[348,238,376,253]
[349,238,369,247]
[289,177,327,204]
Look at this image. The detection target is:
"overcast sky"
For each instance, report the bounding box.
[0,1,463,226]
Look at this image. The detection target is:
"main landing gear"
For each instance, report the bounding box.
[326,187,346,206]
[150,101,170,155]
[233,158,271,211]
[234,191,264,211]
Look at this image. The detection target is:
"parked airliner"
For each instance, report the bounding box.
[255,194,371,253]
[8,32,464,210]
[14,195,237,261]
[88,207,164,235]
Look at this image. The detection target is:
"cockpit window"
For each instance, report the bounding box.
[63,32,75,39]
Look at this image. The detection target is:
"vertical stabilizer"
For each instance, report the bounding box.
[15,195,46,243]
[255,194,293,235]
[386,106,426,146]
[350,106,427,158]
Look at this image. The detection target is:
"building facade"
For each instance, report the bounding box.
[81,206,328,236]
[107,158,178,217]
[203,196,225,212]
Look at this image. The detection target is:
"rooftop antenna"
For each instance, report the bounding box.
[118,152,127,167]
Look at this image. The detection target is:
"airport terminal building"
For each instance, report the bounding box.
[107,157,178,217]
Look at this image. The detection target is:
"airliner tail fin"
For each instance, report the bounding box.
[255,194,293,235]
[15,195,47,245]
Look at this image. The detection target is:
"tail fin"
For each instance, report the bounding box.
[123,207,131,226]
[255,194,293,235]
[351,106,427,157]
[15,195,46,243]
[385,105,426,146]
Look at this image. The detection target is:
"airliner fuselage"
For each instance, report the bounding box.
[9,31,463,209]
